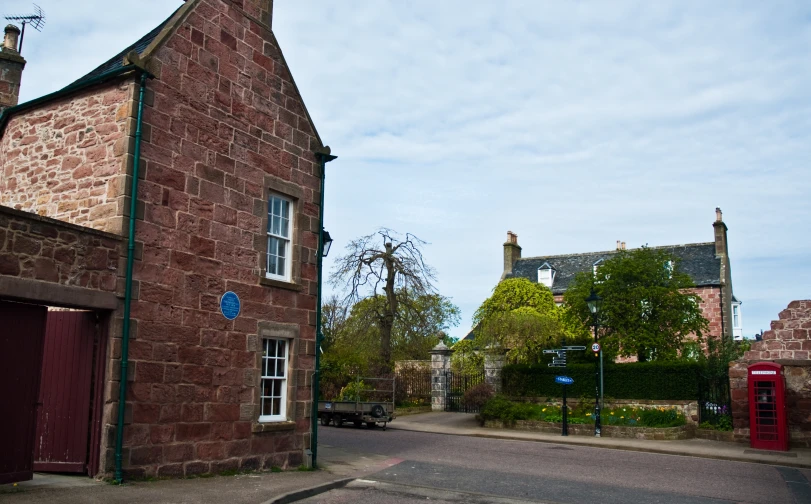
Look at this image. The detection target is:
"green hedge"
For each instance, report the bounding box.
[502,361,703,400]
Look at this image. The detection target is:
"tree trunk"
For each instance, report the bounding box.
[380,248,397,371]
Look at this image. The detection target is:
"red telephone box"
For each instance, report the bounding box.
[748,362,789,451]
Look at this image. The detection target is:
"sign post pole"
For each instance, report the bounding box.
[546,345,585,437]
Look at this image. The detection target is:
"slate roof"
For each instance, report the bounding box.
[507,242,721,295]
[66,6,181,88]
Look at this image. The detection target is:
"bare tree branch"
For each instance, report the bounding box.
[329,228,438,368]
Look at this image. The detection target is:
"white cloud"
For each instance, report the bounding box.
[8,0,809,339]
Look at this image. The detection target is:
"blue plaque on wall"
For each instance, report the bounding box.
[220,291,241,320]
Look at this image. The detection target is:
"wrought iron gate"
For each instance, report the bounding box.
[698,373,732,427]
[444,371,486,413]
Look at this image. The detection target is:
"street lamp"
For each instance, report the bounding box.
[321,230,333,257]
[586,288,603,437]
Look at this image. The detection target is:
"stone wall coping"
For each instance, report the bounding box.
[735,359,811,367]
[0,276,119,310]
[0,205,124,241]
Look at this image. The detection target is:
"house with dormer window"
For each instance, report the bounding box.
[499,209,742,341]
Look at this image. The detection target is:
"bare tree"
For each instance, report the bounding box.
[329,228,437,369]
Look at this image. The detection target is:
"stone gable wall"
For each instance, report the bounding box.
[0,81,136,235]
[730,300,811,447]
[112,0,324,479]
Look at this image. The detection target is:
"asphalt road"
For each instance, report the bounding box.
[305,425,811,504]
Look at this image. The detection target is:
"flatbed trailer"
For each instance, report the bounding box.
[318,376,396,429]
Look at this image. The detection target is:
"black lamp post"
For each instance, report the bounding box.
[586,288,603,437]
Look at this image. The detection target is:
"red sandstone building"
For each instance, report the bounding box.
[500,208,742,342]
[0,0,331,482]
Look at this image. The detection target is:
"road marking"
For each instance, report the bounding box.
[776,467,811,503]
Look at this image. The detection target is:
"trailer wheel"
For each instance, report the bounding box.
[320,414,331,426]
[353,420,362,428]
[370,404,386,418]
[334,415,343,427]
[366,422,376,428]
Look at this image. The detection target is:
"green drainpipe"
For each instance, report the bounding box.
[115,71,149,483]
[311,148,336,469]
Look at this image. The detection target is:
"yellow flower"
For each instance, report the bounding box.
[610,412,614,416]
[542,408,546,412]
[620,416,624,419]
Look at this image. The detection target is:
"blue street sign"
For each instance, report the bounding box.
[220,291,241,320]
[555,376,574,385]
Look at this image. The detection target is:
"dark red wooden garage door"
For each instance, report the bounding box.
[33,311,97,473]
[0,300,48,484]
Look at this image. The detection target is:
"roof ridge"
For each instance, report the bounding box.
[518,242,715,261]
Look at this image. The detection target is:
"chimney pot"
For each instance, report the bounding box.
[3,24,20,53]
[507,231,518,245]
[716,207,723,222]
[621,242,626,250]
[616,240,621,250]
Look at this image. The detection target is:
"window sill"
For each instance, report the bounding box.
[252,421,296,433]
[260,277,303,292]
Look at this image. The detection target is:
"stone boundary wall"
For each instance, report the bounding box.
[730,300,811,447]
[0,205,123,297]
[483,420,694,440]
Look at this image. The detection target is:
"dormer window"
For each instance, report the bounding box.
[538,263,555,288]
[593,258,604,277]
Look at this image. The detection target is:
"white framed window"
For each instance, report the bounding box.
[538,263,554,288]
[266,194,293,281]
[259,338,289,422]
[732,301,743,339]
[593,258,604,277]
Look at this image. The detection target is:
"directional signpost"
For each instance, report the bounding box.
[543,345,586,435]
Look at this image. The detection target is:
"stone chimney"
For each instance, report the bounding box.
[241,0,274,28]
[713,207,728,258]
[0,24,26,112]
[502,231,522,279]
[713,207,735,339]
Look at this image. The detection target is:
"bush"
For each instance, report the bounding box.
[502,361,703,400]
[637,406,686,427]
[463,383,494,410]
[337,380,367,402]
[480,397,685,428]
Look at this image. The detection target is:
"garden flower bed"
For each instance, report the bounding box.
[479,396,694,439]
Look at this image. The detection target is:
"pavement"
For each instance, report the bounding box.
[2,411,808,503]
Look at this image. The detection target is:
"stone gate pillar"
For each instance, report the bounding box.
[430,343,452,412]
[484,351,505,394]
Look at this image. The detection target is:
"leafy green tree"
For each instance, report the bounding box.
[564,247,709,362]
[471,278,590,364]
[320,289,460,394]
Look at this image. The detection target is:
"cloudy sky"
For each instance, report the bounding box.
[9,0,811,340]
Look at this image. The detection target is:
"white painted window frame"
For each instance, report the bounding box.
[259,338,289,422]
[538,263,554,288]
[732,302,743,339]
[266,193,294,282]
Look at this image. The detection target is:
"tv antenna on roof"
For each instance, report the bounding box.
[5,4,46,53]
